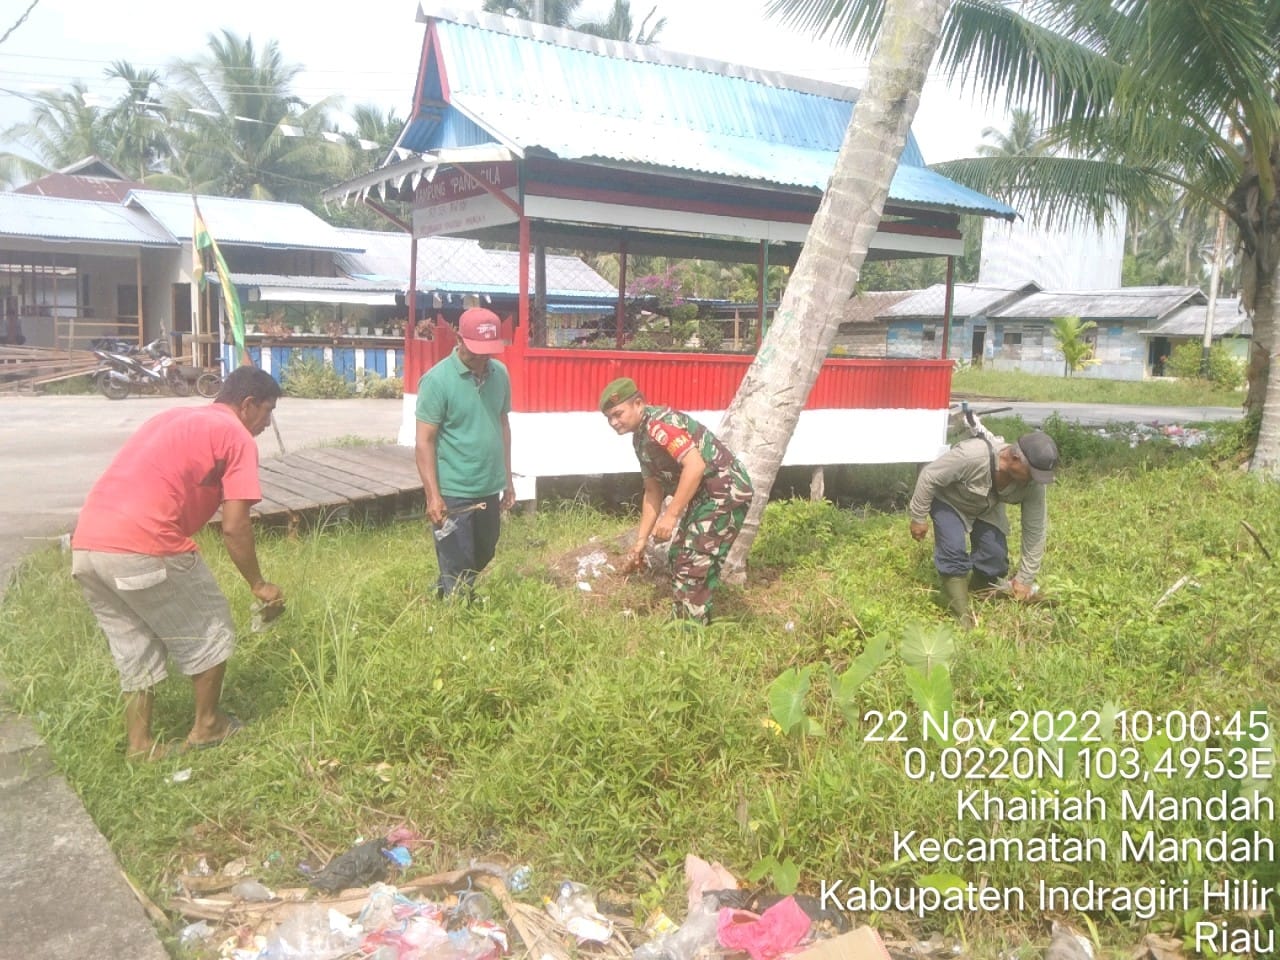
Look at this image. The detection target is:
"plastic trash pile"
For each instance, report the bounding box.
[173,847,897,960]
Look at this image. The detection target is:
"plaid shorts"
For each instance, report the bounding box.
[71,550,235,692]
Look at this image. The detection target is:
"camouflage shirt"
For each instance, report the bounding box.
[633,406,753,504]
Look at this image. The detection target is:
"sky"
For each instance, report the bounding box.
[0,0,1009,167]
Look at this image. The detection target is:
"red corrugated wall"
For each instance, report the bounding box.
[404,333,951,411]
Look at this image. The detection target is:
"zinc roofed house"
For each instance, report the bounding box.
[325,4,1017,489]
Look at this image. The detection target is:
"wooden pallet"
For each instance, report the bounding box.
[244,444,424,530]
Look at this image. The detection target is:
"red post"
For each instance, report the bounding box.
[518,215,531,348]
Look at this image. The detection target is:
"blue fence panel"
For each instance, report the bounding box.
[394,349,404,377]
[365,348,387,377]
[332,348,357,381]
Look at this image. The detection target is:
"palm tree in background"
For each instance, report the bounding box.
[481,0,583,26]
[2,81,115,172]
[166,30,344,202]
[576,0,668,44]
[769,0,1280,475]
[977,108,1046,158]
[102,60,169,180]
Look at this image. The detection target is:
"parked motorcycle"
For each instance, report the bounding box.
[92,337,190,400]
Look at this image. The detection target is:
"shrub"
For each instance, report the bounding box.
[1164,341,1204,379]
[281,358,353,398]
[1165,341,1244,389]
[356,370,404,399]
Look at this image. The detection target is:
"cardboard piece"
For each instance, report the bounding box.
[792,927,892,960]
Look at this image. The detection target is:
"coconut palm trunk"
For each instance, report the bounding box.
[1251,249,1280,474]
[717,0,952,580]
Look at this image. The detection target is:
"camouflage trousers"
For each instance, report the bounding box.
[668,492,750,624]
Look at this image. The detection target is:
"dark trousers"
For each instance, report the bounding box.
[433,493,501,598]
[930,500,1008,580]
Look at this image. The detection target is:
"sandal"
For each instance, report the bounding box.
[186,714,245,751]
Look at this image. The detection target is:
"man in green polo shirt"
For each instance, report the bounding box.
[414,307,515,598]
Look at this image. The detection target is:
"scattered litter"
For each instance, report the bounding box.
[506,864,532,894]
[545,880,613,944]
[178,919,213,947]
[717,896,811,960]
[231,879,276,902]
[684,854,738,913]
[575,550,615,589]
[1090,421,1210,449]
[171,767,192,783]
[633,894,719,960]
[309,838,397,894]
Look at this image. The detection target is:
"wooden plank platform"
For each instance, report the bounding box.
[245,443,423,528]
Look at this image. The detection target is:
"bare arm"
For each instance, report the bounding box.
[221,499,281,604]
[415,420,447,524]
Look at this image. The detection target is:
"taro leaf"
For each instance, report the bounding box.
[904,664,953,738]
[771,858,800,895]
[829,633,890,712]
[768,666,812,737]
[746,856,778,883]
[900,622,956,673]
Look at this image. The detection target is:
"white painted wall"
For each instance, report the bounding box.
[398,397,949,500]
[980,211,1126,291]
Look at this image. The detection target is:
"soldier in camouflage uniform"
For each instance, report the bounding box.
[600,377,753,624]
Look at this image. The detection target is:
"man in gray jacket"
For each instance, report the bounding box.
[908,430,1059,628]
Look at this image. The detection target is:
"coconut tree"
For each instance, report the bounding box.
[713,0,954,577]
[770,0,1280,473]
[1050,315,1098,376]
[481,0,583,26]
[166,30,343,202]
[977,108,1047,158]
[103,60,169,180]
[575,0,668,44]
[2,81,115,171]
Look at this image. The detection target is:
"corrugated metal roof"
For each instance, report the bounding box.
[126,190,364,252]
[991,286,1204,321]
[1141,299,1252,338]
[15,172,145,203]
[882,282,1042,318]
[0,192,178,246]
[400,6,1015,220]
[334,228,616,297]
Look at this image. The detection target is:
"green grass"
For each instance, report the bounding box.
[952,366,1242,407]
[1,427,1277,958]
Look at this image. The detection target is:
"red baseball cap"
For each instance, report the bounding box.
[458,308,504,355]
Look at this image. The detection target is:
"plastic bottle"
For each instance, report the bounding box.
[547,881,613,943]
[633,896,720,960]
[434,516,459,541]
[506,864,533,893]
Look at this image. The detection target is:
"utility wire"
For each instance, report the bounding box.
[0,0,40,48]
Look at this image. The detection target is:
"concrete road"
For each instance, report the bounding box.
[0,394,403,587]
[989,400,1242,427]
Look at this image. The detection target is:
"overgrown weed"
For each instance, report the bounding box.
[2,453,1278,955]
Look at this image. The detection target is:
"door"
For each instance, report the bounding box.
[971,329,985,367]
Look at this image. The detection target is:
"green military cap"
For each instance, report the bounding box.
[599,377,640,412]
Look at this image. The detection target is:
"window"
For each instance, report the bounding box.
[921,324,936,343]
[1003,330,1022,346]
[1025,325,1045,347]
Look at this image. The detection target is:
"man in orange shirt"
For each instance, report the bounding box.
[71,367,284,759]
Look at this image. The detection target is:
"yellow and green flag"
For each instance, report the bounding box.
[192,201,249,365]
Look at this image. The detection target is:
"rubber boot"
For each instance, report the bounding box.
[969,570,998,593]
[940,575,977,630]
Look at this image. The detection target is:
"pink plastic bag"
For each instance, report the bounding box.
[717,896,811,960]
